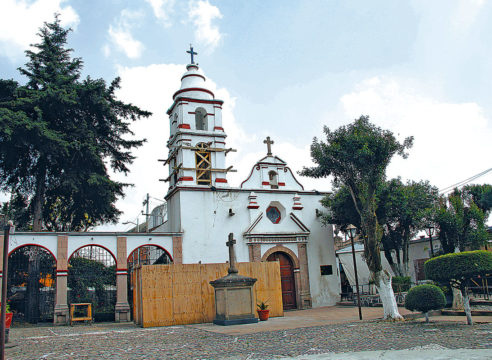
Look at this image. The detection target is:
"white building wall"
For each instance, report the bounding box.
[175,188,339,307]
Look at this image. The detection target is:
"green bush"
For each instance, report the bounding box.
[424,250,492,283]
[405,284,446,314]
[392,276,411,292]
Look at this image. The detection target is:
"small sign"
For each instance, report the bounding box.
[320,265,333,276]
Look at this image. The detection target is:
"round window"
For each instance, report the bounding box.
[266,206,281,224]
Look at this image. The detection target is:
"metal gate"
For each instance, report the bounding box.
[127,245,172,319]
[7,245,56,323]
[68,246,116,322]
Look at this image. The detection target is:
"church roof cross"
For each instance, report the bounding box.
[187,44,198,64]
[263,136,274,156]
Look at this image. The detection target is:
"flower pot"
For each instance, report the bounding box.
[257,309,270,321]
[5,313,13,328]
[5,313,13,343]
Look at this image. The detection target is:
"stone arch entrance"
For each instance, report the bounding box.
[8,245,57,323]
[68,245,117,322]
[266,251,297,310]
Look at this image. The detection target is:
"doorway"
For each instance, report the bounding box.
[267,252,297,310]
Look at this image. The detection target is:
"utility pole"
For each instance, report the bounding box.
[1,218,12,359]
[142,193,150,233]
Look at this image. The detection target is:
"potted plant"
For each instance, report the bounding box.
[257,300,270,321]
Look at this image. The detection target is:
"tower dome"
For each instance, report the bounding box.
[172,63,215,101]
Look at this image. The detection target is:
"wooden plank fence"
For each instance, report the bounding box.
[133,262,283,327]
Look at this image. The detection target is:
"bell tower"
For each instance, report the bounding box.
[162,46,236,191]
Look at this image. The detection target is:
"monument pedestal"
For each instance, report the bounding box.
[210,273,258,326]
[210,233,259,326]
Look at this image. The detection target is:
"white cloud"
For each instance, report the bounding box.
[188,0,223,53]
[340,76,492,190]
[145,0,175,27]
[107,9,145,59]
[451,0,485,31]
[0,0,79,61]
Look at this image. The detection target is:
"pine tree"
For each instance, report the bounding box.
[0,16,150,231]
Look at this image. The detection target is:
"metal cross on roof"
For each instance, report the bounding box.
[187,44,197,64]
[263,136,274,156]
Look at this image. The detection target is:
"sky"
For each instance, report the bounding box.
[1,0,491,231]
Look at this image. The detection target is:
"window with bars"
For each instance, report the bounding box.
[195,142,211,185]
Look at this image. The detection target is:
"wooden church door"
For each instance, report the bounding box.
[267,252,297,310]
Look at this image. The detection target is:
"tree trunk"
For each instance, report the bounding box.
[402,233,410,277]
[424,311,429,323]
[373,270,403,320]
[462,289,473,325]
[452,287,464,310]
[32,167,46,232]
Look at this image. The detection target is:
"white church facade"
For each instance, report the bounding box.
[156,56,340,310]
[0,53,340,325]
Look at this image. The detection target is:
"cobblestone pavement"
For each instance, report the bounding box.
[5,319,492,359]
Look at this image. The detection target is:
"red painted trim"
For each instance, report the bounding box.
[215,178,228,183]
[181,73,206,82]
[293,206,304,210]
[177,138,192,142]
[178,124,191,129]
[8,243,57,262]
[167,97,223,114]
[262,181,269,185]
[240,166,257,188]
[187,64,199,70]
[127,244,173,263]
[188,112,215,116]
[68,244,117,265]
[214,126,224,131]
[214,106,222,109]
[173,87,215,100]
[247,205,260,209]
[215,141,226,144]
[278,182,286,186]
[285,167,305,190]
[178,176,194,182]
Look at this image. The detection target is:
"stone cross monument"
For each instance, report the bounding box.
[209,233,258,325]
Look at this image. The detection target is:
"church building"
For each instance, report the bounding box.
[157,49,339,309]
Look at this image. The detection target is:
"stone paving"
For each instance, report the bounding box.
[5,307,492,359]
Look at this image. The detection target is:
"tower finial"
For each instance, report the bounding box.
[187,44,197,64]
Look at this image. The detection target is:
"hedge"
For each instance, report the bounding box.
[424,250,492,282]
[405,284,446,313]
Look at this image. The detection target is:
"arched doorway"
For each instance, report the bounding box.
[8,245,57,323]
[68,245,116,322]
[267,252,297,310]
[127,245,173,319]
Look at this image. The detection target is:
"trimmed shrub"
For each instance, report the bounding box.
[392,276,411,293]
[424,250,492,283]
[405,284,446,321]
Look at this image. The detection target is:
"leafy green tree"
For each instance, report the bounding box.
[323,179,438,277]
[378,179,438,276]
[425,250,492,325]
[0,16,150,231]
[433,185,491,254]
[302,115,413,319]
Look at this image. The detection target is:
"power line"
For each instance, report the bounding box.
[439,167,492,194]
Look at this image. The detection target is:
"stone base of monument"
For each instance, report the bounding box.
[210,273,259,326]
